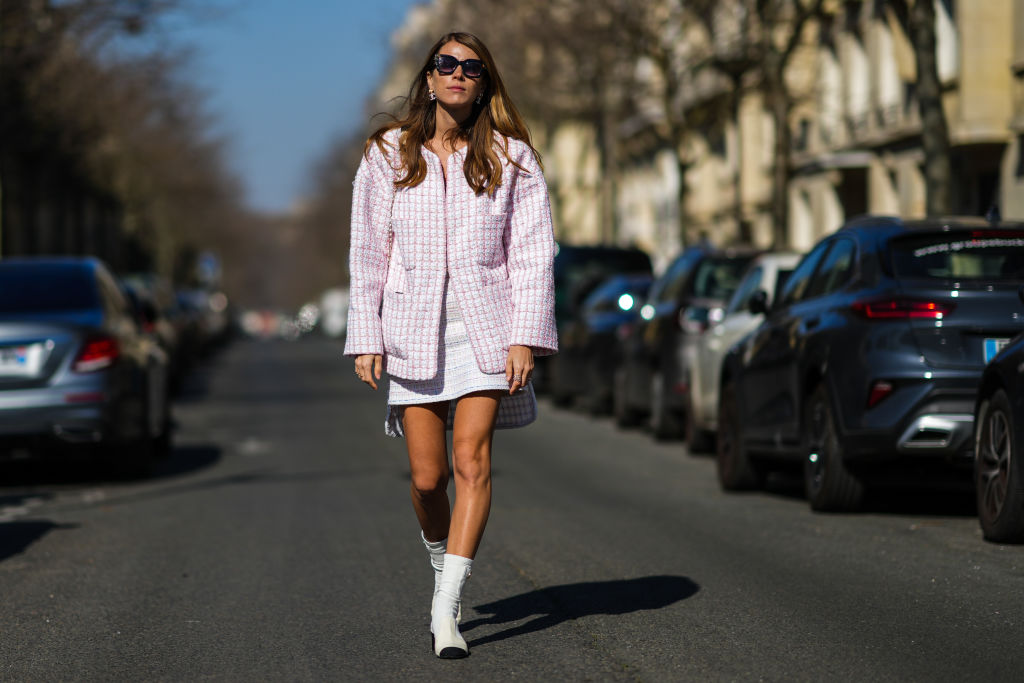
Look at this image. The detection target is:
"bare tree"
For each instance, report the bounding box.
[908,0,952,216]
[1,0,245,285]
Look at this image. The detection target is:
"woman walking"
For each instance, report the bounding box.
[344,32,557,659]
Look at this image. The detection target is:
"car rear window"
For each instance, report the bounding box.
[890,231,1024,281]
[0,264,99,312]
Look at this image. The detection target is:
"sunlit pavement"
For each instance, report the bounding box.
[1,336,1022,681]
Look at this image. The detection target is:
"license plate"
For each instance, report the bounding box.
[984,338,1011,363]
[0,344,43,377]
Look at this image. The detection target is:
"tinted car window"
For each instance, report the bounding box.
[691,256,756,300]
[98,271,130,319]
[890,231,1024,281]
[650,250,702,303]
[773,269,795,299]
[806,238,856,298]
[725,266,764,315]
[0,264,99,312]
[776,241,831,307]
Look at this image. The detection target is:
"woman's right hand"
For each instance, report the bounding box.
[354,354,383,390]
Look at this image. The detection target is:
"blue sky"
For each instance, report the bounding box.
[178,0,419,213]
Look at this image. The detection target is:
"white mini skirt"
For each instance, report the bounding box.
[384,276,537,438]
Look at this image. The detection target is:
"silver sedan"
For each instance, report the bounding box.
[0,257,171,476]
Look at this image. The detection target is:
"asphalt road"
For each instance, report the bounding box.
[1,337,1022,682]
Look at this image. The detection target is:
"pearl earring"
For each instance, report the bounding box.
[429,90,436,101]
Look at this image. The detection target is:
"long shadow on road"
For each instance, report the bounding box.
[755,472,977,517]
[462,575,699,648]
[0,444,222,488]
[0,520,79,562]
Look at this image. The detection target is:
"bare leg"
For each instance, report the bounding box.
[447,390,502,559]
[402,402,451,542]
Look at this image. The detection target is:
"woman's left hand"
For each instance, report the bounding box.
[506,345,534,395]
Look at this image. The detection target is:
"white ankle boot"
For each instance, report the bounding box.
[421,532,461,624]
[431,553,472,658]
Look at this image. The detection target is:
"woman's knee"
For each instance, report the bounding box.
[411,467,449,497]
[452,440,491,487]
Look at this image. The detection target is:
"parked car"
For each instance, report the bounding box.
[548,273,653,411]
[0,257,171,475]
[614,243,759,439]
[974,301,1024,543]
[122,273,197,393]
[535,244,653,394]
[685,252,801,453]
[717,216,1024,511]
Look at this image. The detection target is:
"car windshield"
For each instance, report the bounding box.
[890,231,1024,281]
[0,264,99,312]
[691,256,755,299]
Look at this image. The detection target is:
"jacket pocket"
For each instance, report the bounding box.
[380,294,408,360]
[475,213,509,267]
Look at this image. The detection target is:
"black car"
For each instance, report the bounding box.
[974,301,1024,543]
[717,216,1024,511]
[0,257,172,475]
[548,273,653,412]
[536,244,652,394]
[614,243,759,438]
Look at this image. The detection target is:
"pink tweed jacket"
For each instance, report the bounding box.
[343,129,558,381]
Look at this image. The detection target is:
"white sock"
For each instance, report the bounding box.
[433,553,472,627]
[421,532,447,597]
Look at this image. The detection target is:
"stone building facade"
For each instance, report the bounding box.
[374,1,1023,267]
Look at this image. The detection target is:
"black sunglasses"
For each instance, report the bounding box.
[434,54,486,79]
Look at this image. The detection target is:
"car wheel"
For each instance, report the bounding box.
[549,358,574,407]
[716,383,763,490]
[583,360,612,415]
[153,408,173,460]
[650,371,682,440]
[613,366,641,427]
[804,384,864,512]
[975,390,1024,543]
[684,390,715,455]
[106,395,157,479]
[107,435,155,480]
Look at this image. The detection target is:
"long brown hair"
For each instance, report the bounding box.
[366,32,541,197]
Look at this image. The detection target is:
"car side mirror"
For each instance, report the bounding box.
[748,289,769,315]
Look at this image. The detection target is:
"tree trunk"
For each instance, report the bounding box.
[910,0,953,216]
[676,152,689,246]
[765,55,791,249]
[730,76,747,244]
[598,91,618,244]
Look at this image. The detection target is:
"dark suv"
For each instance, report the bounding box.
[614,243,759,438]
[717,216,1024,511]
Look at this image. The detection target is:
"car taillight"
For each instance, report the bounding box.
[850,298,955,319]
[73,336,119,372]
[867,380,894,408]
